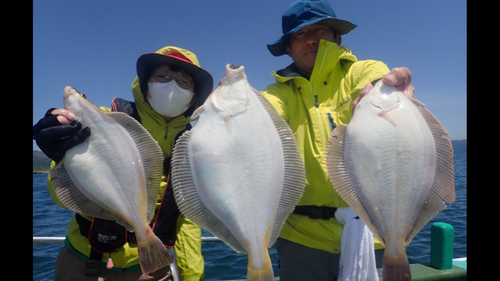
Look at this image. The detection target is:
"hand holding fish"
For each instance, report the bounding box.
[352,67,413,114]
[382,67,413,97]
[50,108,77,125]
[33,107,91,163]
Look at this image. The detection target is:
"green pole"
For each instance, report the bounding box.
[430,222,454,270]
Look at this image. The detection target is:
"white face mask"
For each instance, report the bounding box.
[147,81,194,118]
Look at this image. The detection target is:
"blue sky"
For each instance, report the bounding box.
[33,0,466,150]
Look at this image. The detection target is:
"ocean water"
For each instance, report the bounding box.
[33,152,466,280]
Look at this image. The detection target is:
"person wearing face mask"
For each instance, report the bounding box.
[33,46,213,281]
[145,66,195,118]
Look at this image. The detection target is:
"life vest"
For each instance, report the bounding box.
[79,97,188,276]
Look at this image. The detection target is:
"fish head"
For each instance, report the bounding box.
[354,81,404,126]
[209,64,251,117]
[223,64,246,84]
[366,81,403,112]
[63,86,89,120]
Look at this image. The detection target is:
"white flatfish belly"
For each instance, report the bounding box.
[326,81,455,281]
[172,64,305,281]
[49,86,171,275]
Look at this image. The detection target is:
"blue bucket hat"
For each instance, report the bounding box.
[267,0,358,57]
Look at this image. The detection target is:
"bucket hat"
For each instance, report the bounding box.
[137,46,214,105]
[267,0,358,57]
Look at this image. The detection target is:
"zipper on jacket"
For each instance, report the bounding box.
[326,113,341,208]
[311,49,329,152]
[314,90,341,209]
[313,93,327,150]
[327,113,337,131]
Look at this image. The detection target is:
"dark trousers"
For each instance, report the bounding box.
[53,246,172,281]
[276,238,384,281]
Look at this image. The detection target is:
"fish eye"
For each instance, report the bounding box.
[73,87,87,99]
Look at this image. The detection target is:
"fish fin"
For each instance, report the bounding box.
[382,251,412,281]
[378,111,398,126]
[50,160,135,231]
[103,111,164,223]
[411,98,455,204]
[247,249,274,281]
[405,99,455,244]
[253,87,306,247]
[137,225,173,275]
[191,105,204,121]
[326,124,385,245]
[171,130,247,253]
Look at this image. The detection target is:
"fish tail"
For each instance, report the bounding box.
[247,250,274,281]
[137,226,173,276]
[382,251,412,281]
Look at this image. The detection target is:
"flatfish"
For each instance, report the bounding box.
[50,86,172,276]
[171,64,305,280]
[326,81,455,281]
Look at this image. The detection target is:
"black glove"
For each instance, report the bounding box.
[33,108,91,163]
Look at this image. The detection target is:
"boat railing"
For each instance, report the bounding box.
[33,223,466,281]
[33,236,222,244]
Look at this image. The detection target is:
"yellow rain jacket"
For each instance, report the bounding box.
[47,46,205,280]
[261,39,389,254]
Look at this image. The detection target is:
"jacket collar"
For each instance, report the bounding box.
[272,40,358,83]
[276,63,303,79]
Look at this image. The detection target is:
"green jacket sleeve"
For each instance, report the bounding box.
[261,82,289,121]
[175,214,205,281]
[347,59,390,97]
